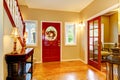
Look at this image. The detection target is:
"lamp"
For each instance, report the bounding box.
[79,21,85,27]
[11,27,19,54]
[23,32,27,49]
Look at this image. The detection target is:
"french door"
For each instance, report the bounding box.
[88,16,101,70]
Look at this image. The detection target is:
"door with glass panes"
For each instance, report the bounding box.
[88,16,101,70]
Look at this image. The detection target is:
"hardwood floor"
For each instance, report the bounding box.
[32,61,106,80]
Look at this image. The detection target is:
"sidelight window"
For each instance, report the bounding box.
[25,20,37,46]
[65,22,76,45]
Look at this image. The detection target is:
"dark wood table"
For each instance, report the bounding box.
[5,48,34,80]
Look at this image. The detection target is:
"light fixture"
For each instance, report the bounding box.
[79,21,85,27]
[23,32,28,49]
[11,27,19,54]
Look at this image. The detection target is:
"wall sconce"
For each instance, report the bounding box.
[11,27,19,54]
[79,21,85,27]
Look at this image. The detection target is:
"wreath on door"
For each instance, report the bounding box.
[45,26,57,41]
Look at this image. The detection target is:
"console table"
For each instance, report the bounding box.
[5,48,34,80]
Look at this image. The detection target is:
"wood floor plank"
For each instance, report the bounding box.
[32,61,106,80]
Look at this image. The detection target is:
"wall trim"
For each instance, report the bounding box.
[79,59,87,64]
[61,58,81,62]
[34,61,42,63]
[34,59,87,64]
[61,58,87,64]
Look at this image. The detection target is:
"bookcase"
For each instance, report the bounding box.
[5,48,34,80]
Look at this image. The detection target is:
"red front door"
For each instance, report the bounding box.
[42,22,61,62]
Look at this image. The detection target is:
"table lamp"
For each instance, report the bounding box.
[23,32,27,49]
[11,27,19,54]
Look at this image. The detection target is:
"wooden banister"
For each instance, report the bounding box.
[3,0,25,47]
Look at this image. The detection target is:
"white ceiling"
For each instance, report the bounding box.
[18,0,94,12]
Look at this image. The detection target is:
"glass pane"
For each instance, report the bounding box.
[93,39,98,62]
[90,50,93,60]
[94,49,98,61]
[94,29,98,36]
[89,22,93,29]
[90,38,93,45]
[94,20,98,28]
[65,23,76,45]
[25,21,37,45]
[89,45,93,60]
[94,38,98,43]
[90,45,93,50]
[90,30,93,37]
[94,39,98,50]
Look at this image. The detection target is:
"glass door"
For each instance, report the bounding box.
[88,16,101,70]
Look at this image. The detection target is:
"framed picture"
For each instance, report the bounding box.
[65,22,76,45]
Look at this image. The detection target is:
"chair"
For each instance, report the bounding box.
[111,47,120,56]
[94,41,110,62]
[101,49,110,62]
[101,43,110,62]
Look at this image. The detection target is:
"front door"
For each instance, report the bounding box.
[42,22,61,62]
[88,16,101,70]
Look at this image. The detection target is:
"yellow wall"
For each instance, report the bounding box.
[101,12,118,48]
[0,0,4,79]
[109,12,118,43]
[20,6,81,62]
[3,9,13,80]
[118,12,120,33]
[80,0,118,20]
[101,16,110,42]
[118,12,120,45]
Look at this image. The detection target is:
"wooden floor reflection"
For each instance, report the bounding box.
[32,61,106,80]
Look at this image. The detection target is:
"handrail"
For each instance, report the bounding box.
[3,0,25,47]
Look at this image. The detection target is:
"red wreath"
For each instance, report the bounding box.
[46,30,56,39]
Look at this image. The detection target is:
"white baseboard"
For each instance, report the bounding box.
[34,61,42,63]
[61,58,81,62]
[34,59,87,64]
[61,58,87,64]
[79,59,87,64]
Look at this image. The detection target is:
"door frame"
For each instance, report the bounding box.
[41,21,62,63]
[85,4,119,64]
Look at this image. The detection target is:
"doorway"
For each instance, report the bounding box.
[88,10,118,70]
[42,22,61,62]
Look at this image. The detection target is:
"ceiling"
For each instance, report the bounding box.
[18,0,94,12]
